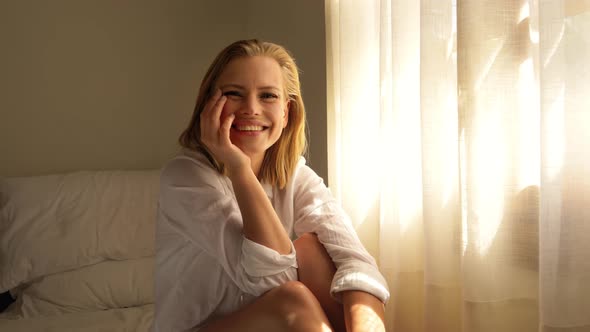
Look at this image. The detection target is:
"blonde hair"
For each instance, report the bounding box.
[179,39,307,189]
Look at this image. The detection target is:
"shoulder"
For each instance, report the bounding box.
[287,158,339,222]
[286,157,333,205]
[160,149,222,189]
[290,157,326,188]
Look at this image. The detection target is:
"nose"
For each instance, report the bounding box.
[239,93,261,115]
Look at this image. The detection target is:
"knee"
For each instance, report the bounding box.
[274,281,318,310]
[294,233,333,267]
[272,281,329,330]
[294,232,322,255]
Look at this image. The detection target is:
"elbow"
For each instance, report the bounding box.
[235,266,298,296]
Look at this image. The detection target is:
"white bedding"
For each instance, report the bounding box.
[0,170,159,292]
[0,304,153,332]
[5,258,154,318]
[0,170,160,331]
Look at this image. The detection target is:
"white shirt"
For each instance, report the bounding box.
[153,150,390,332]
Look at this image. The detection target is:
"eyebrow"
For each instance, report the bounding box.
[220,84,281,92]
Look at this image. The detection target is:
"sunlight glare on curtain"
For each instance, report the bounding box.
[326,0,382,230]
[326,0,590,331]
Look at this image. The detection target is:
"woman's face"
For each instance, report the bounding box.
[215,56,289,163]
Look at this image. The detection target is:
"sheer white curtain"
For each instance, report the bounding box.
[325,1,590,331]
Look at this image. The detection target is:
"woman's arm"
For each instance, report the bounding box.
[342,290,386,332]
[292,164,390,303]
[200,89,292,254]
[159,156,297,297]
[291,163,390,320]
[229,165,292,254]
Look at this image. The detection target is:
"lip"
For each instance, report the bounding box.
[230,127,265,136]
[231,119,270,127]
[229,118,269,137]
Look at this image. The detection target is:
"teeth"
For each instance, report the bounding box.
[236,125,263,131]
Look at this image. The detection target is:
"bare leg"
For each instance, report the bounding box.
[201,281,333,332]
[294,233,346,332]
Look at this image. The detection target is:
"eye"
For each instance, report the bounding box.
[222,90,242,99]
[260,92,279,100]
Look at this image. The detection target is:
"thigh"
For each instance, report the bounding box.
[200,281,332,332]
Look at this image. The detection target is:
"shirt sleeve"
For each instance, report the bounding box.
[291,162,390,304]
[158,155,297,297]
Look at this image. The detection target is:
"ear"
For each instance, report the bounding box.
[282,100,290,128]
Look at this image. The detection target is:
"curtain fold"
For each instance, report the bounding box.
[325,1,590,331]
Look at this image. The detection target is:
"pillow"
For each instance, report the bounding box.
[5,257,154,318]
[0,170,160,292]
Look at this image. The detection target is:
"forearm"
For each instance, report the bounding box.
[341,290,386,332]
[229,166,292,254]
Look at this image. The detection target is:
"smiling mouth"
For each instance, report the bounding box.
[232,125,269,132]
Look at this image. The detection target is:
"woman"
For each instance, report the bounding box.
[153,39,389,332]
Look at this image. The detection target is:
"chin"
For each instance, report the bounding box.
[235,145,264,157]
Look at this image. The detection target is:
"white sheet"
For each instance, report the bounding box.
[8,258,154,318]
[0,304,153,332]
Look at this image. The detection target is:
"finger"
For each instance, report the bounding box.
[204,95,226,139]
[211,95,227,123]
[201,90,225,138]
[203,93,226,126]
[200,89,222,124]
[220,113,235,145]
[205,89,222,111]
[201,89,221,123]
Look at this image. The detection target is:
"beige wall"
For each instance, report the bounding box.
[0,0,327,182]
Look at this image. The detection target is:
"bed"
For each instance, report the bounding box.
[0,169,159,331]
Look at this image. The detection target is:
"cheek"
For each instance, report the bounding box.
[220,104,236,122]
[221,103,232,116]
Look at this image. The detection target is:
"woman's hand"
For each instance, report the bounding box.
[200,89,250,173]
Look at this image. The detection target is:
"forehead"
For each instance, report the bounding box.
[217,56,284,88]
